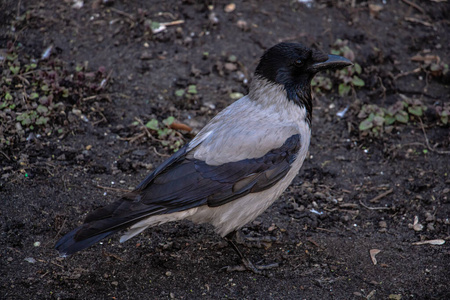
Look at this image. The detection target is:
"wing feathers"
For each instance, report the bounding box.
[55,134,301,255]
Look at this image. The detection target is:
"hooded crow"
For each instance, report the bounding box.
[55,42,352,272]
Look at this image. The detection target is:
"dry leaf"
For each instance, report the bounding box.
[370,249,381,265]
[169,122,192,132]
[369,4,383,18]
[412,239,445,246]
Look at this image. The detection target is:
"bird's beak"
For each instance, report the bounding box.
[309,54,353,73]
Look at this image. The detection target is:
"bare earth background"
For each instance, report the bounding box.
[1,0,449,299]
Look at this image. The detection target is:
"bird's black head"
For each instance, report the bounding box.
[255,42,352,123]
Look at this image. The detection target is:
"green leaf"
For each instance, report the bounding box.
[41,85,49,92]
[29,92,39,99]
[338,83,351,97]
[330,49,341,56]
[36,116,49,125]
[5,92,13,101]
[145,119,159,130]
[62,89,69,98]
[384,115,396,125]
[395,111,409,123]
[163,116,175,126]
[408,106,423,117]
[157,128,169,138]
[351,76,365,87]
[151,21,161,31]
[354,63,362,75]
[6,54,17,61]
[187,85,197,94]
[10,65,20,74]
[373,115,384,127]
[359,118,373,131]
[37,105,49,114]
[17,113,32,125]
[175,89,185,97]
[0,102,7,109]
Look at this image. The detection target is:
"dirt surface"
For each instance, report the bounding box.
[1,0,449,299]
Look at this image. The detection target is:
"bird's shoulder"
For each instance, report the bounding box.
[189,95,306,165]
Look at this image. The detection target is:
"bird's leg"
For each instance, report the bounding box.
[223,231,279,274]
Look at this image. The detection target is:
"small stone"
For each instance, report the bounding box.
[236,20,249,31]
[224,62,237,72]
[425,212,435,222]
[111,281,118,286]
[56,154,66,161]
[165,271,172,277]
[140,51,153,60]
[379,221,387,228]
[224,3,236,13]
[24,257,36,264]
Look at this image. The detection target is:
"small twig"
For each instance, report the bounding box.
[401,0,425,14]
[369,188,393,203]
[135,117,154,139]
[419,117,450,154]
[110,7,135,20]
[0,150,11,161]
[377,76,386,100]
[50,261,64,269]
[359,200,391,210]
[16,0,21,19]
[316,227,335,233]
[160,20,184,27]
[92,111,108,126]
[102,250,124,261]
[393,68,421,80]
[153,146,170,157]
[51,219,66,243]
[405,17,433,27]
[40,271,50,279]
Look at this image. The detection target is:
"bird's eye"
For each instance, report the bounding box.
[294,59,303,67]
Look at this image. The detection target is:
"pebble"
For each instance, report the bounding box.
[425,212,435,222]
[224,3,236,13]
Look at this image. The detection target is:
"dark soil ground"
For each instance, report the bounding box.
[1,0,449,299]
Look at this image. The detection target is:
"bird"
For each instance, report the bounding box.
[55,42,352,273]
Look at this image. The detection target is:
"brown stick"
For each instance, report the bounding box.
[369,188,393,203]
[401,0,425,14]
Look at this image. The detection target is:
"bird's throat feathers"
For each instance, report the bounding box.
[249,76,312,125]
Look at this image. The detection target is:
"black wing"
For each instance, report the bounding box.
[55,134,301,255]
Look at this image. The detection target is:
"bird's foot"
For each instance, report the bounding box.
[223,231,280,275]
[233,230,278,249]
[224,258,279,274]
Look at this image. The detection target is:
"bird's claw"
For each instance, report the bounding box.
[223,258,279,274]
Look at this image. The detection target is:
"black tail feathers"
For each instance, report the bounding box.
[55,225,119,256]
